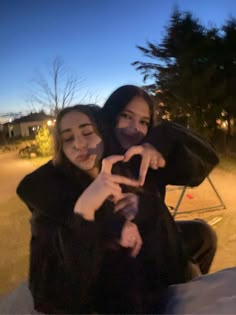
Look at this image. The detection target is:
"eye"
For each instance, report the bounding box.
[63,136,74,143]
[120,112,132,120]
[140,120,150,127]
[83,131,94,136]
[82,126,95,136]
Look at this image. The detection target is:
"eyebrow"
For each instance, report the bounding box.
[60,123,94,134]
[123,109,150,121]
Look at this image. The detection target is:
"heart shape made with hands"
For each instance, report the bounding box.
[122,144,166,186]
[101,155,140,185]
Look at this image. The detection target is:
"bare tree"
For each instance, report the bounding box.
[30,57,84,115]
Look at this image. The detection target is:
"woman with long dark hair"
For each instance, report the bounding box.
[102,84,218,275]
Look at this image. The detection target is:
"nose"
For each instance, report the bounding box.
[73,135,87,151]
[129,119,140,132]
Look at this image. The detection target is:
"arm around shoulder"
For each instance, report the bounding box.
[146,120,219,186]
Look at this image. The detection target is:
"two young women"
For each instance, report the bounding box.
[17,105,191,314]
[17,85,219,313]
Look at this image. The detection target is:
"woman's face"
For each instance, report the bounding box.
[60,110,103,176]
[115,96,151,149]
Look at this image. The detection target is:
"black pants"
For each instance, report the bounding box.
[94,248,147,314]
[176,219,217,274]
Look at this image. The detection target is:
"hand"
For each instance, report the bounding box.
[123,143,166,186]
[74,155,140,220]
[114,193,139,221]
[119,221,143,257]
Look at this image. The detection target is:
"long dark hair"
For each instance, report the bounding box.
[102,85,155,132]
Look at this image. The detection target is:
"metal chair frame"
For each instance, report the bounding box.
[170,176,226,217]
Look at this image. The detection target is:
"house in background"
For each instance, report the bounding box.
[3,112,55,138]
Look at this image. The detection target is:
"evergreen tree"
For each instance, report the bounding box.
[132,8,224,135]
[220,19,236,138]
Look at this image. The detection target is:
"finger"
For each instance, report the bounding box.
[126,214,135,221]
[114,199,132,212]
[139,155,150,186]
[123,146,143,162]
[110,188,123,200]
[150,163,159,170]
[115,193,134,202]
[110,192,132,203]
[103,182,123,200]
[150,159,160,170]
[103,178,123,192]
[119,233,133,248]
[110,174,140,187]
[150,156,166,170]
[113,193,133,209]
[101,155,124,174]
[121,206,137,221]
[159,156,166,167]
[118,192,133,198]
[131,237,142,257]
[115,203,133,215]
[115,203,134,214]
[110,192,124,204]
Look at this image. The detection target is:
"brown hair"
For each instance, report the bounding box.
[53,104,101,169]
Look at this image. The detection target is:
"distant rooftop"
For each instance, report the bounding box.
[12,112,54,124]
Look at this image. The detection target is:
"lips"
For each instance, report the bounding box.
[75,154,90,162]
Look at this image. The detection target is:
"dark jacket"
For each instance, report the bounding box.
[17,161,126,313]
[17,160,191,313]
[146,121,219,186]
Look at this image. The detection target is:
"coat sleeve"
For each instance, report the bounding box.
[133,191,163,226]
[16,161,126,239]
[17,162,127,311]
[145,120,219,186]
[16,161,80,225]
